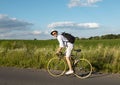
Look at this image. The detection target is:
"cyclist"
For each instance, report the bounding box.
[50,30,74,75]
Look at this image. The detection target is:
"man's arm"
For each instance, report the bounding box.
[56,35,64,54]
[56,47,63,53]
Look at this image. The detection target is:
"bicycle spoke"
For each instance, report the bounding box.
[47,57,66,77]
[74,59,92,79]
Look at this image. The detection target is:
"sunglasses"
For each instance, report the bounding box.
[52,32,56,35]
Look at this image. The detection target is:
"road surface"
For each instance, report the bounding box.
[0,67,120,85]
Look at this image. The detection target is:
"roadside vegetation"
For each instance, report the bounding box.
[0,39,120,73]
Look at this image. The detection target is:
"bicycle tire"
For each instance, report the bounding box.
[47,57,66,77]
[74,59,92,79]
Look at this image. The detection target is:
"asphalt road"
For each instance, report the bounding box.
[0,67,120,85]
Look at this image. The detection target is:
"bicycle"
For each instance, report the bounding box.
[47,49,92,79]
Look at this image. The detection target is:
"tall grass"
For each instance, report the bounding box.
[82,45,120,73]
[0,39,120,73]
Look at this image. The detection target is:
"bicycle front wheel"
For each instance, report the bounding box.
[74,59,92,79]
[47,57,66,77]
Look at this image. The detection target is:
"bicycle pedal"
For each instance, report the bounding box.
[74,60,79,65]
[65,74,76,78]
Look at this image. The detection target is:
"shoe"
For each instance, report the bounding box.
[65,70,74,75]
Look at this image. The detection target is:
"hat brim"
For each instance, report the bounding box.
[51,30,58,35]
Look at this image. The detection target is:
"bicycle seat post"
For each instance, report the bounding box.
[75,51,78,57]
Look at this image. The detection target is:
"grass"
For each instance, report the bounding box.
[0,39,120,73]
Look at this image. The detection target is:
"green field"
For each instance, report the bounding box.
[0,39,120,73]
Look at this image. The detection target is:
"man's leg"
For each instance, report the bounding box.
[65,57,73,71]
[65,57,74,75]
[65,43,74,75]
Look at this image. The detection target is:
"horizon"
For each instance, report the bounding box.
[0,33,119,40]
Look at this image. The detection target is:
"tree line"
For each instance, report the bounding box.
[78,34,120,40]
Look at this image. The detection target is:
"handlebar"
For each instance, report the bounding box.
[55,49,81,57]
[56,52,63,56]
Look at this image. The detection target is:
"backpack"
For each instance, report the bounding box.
[61,32,75,43]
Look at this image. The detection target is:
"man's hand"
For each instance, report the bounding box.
[56,50,60,54]
[56,47,63,56]
[56,51,62,56]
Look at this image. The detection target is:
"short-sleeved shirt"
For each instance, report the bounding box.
[57,34,74,57]
[57,34,68,47]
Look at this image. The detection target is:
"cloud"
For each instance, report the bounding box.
[0,14,49,39]
[0,30,47,39]
[31,30,42,35]
[0,14,40,39]
[48,21,100,29]
[68,0,102,8]
[0,14,33,33]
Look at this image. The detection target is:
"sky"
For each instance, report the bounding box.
[0,0,120,40]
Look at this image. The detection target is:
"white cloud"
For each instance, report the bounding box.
[48,21,100,29]
[32,30,42,35]
[77,23,100,28]
[0,14,33,33]
[0,30,47,39]
[68,0,102,8]
[48,22,75,28]
[0,14,40,39]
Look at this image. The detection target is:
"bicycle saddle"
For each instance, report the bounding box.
[74,49,81,52]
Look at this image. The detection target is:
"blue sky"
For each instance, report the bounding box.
[0,0,120,39]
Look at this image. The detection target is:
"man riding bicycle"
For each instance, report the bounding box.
[50,30,75,75]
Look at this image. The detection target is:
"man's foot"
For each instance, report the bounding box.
[65,70,74,75]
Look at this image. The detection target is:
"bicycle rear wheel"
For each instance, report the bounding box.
[74,59,92,79]
[47,57,66,77]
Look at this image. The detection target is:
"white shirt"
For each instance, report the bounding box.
[57,34,68,47]
[57,34,74,57]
